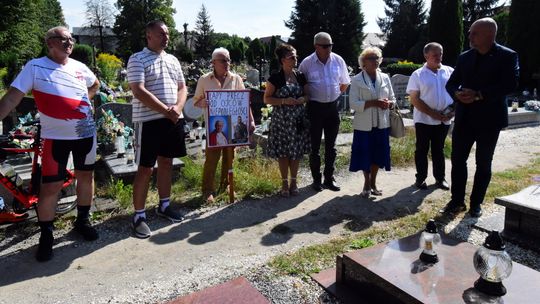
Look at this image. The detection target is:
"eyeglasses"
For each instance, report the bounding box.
[364,56,380,61]
[49,36,76,44]
[317,44,333,49]
[285,55,297,60]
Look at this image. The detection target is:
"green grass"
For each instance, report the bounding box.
[268,156,540,278]
[339,116,353,133]
[390,129,452,167]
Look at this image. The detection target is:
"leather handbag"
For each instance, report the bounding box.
[389,104,405,138]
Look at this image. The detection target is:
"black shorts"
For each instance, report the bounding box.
[42,136,96,183]
[134,118,187,167]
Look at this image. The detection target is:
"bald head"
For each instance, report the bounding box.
[469,18,498,53]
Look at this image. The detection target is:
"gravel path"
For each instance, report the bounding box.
[0,125,539,304]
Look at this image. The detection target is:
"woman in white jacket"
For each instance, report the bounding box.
[349,47,396,198]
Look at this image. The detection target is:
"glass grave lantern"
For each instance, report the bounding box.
[419,219,441,263]
[473,230,513,296]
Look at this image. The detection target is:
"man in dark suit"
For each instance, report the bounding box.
[441,17,519,218]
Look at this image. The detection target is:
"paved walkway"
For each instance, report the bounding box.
[0,126,539,304]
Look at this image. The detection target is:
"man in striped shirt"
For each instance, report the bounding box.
[127,20,187,238]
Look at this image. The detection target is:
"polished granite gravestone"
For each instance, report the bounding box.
[494,185,540,250]
[312,233,540,304]
[165,276,269,304]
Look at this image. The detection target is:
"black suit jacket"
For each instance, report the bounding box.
[446,43,519,129]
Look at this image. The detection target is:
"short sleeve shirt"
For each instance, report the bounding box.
[127,48,185,122]
[406,64,454,125]
[298,52,350,102]
[10,57,96,139]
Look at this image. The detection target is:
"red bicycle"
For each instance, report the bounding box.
[0,120,77,224]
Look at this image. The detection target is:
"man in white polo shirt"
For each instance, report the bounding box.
[127,20,187,238]
[299,32,350,192]
[406,42,454,191]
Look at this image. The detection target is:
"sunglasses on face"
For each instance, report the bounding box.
[317,44,333,49]
[50,36,76,44]
[365,56,380,61]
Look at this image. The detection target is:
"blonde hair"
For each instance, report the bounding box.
[358,47,383,70]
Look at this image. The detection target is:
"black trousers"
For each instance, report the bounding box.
[307,99,340,182]
[414,122,450,182]
[450,122,500,208]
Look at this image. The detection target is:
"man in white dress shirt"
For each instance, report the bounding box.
[406,42,454,191]
[299,32,350,192]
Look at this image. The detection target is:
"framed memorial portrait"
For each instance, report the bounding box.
[206,89,251,148]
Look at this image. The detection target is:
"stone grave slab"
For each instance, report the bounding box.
[390,74,410,108]
[313,233,540,304]
[506,108,540,128]
[165,276,269,304]
[102,153,184,178]
[494,185,540,250]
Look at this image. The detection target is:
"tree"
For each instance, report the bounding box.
[85,0,115,51]
[113,0,176,60]
[462,0,500,48]
[508,0,540,90]
[286,0,365,67]
[492,10,509,45]
[378,0,427,60]
[0,0,65,69]
[268,36,279,74]
[193,4,214,59]
[427,0,463,65]
[246,38,265,67]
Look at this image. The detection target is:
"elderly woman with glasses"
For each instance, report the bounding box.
[264,44,310,197]
[349,47,396,198]
[194,47,255,203]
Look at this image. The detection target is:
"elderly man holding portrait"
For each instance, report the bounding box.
[194,48,255,203]
[348,47,395,198]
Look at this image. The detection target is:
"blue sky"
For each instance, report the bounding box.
[59,0,386,38]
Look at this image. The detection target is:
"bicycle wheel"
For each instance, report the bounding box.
[56,179,77,214]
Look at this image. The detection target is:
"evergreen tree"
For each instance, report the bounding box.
[246,38,265,67]
[508,0,540,90]
[378,0,427,60]
[427,0,463,65]
[268,36,279,74]
[0,0,65,68]
[193,4,214,59]
[285,0,365,67]
[462,0,500,48]
[493,10,509,45]
[114,0,176,60]
[40,0,66,31]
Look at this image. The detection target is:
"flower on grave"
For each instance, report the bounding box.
[96,109,120,145]
[524,100,540,112]
[261,104,273,120]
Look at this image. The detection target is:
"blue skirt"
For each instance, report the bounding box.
[349,128,391,172]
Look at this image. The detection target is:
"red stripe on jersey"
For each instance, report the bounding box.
[32,90,89,120]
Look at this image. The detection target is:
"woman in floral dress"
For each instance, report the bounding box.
[264,44,310,197]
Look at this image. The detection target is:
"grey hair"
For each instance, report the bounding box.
[472,17,498,35]
[423,42,443,55]
[314,32,332,45]
[358,47,383,70]
[44,26,69,41]
[212,47,230,60]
